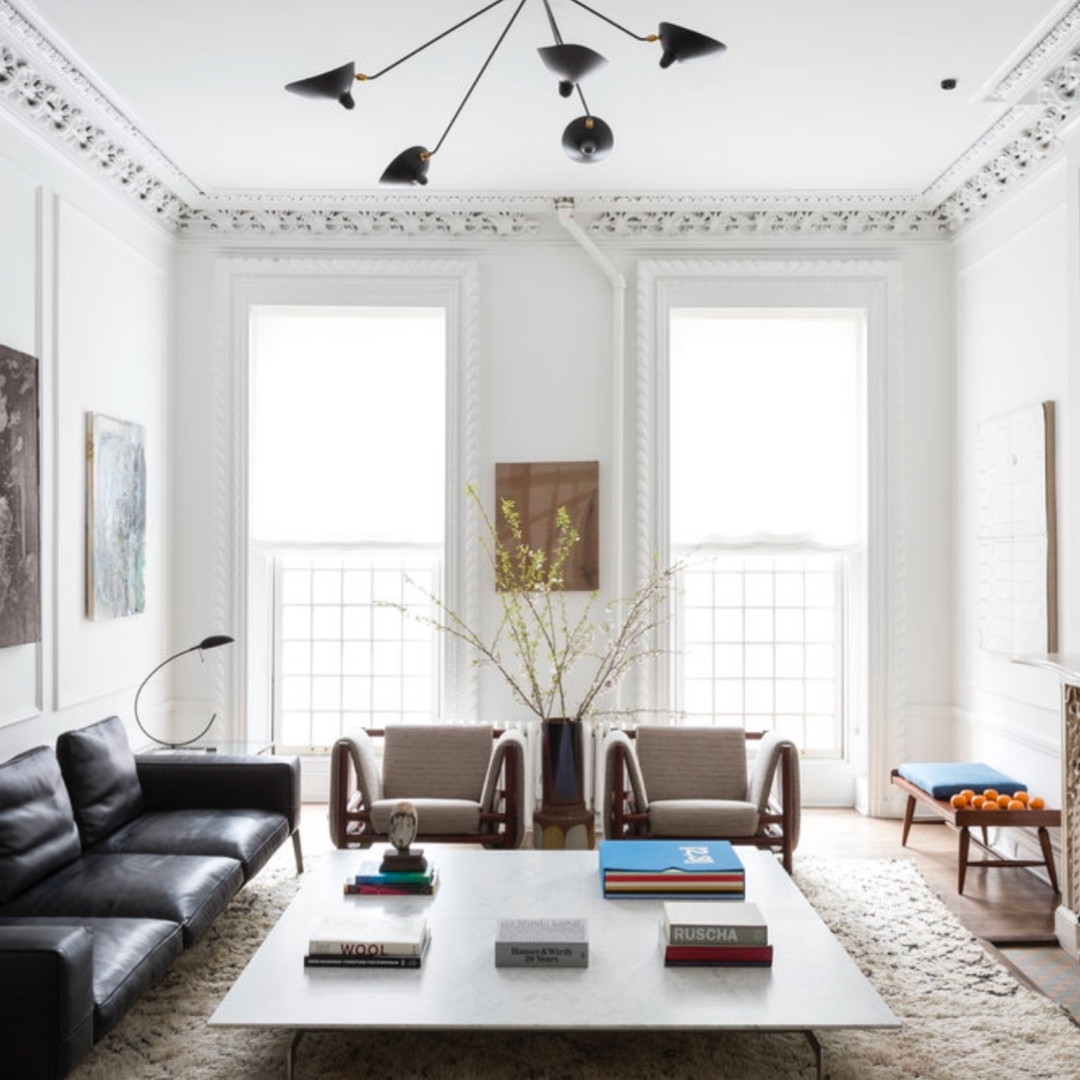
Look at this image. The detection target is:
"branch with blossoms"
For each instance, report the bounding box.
[394,486,680,724]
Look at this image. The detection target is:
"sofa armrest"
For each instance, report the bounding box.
[480,729,526,848]
[602,730,650,839]
[135,754,301,834]
[328,730,383,848]
[0,925,95,1080]
[747,732,801,849]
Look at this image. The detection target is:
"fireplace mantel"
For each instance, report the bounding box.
[1012,653,1080,957]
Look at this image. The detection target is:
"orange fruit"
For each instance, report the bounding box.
[983,789,999,801]
[1012,791,1029,804]
[971,794,986,808]
[982,801,1000,810]
[1029,796,1046,810]
[1007,799,1025,811]
[997,794,1012,808]
[950,793,968,809]
[960,789,975,802]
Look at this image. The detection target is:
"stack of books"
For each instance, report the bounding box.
[661,900,772,967]
[304,913,431,969]
[598,839,745,899]
[344,860,439,896]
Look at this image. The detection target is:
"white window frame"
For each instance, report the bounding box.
[635,260,905,811]
[211,259,481,751]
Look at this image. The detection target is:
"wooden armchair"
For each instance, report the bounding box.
[329,724,526,850]
[602,726,801,873]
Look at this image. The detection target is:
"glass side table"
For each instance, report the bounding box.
[140,741,274,756]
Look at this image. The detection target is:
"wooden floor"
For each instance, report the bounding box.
[798,807,1059,941]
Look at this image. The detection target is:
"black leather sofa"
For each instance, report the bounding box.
[0,716,302,1080]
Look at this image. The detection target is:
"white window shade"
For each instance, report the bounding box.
[670,311,863,548]
[250,307,446,544]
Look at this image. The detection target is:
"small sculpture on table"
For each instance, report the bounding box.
[380,800,428,873]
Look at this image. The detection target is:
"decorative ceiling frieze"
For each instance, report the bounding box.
[2,0,1080,242]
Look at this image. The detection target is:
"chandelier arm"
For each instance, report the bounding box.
[541,0,564,45]
[575,82,591,115]
[430,0,530,156]
[563,0,654,42]
[366,0,514,81]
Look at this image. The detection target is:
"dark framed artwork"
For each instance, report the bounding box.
[0,345,41,647]
[86,412,146,620]
[495,460,599,591]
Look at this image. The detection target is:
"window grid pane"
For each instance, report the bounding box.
[273,550,440,750]
[674,552,844,757]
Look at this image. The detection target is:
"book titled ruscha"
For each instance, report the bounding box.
[598,839,745,899]
[494,918,589,968]
[660,899,772,966]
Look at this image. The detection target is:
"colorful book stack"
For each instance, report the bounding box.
[662,900,772,967]
[304,913,431,969]
[598,839,745,900]
[344,860,439,896]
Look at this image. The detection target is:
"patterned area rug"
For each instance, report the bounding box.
[70,852,1080,1080]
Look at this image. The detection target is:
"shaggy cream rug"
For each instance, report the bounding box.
[69,853,1080,1080]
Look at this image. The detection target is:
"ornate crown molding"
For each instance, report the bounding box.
[3,0,1080,240]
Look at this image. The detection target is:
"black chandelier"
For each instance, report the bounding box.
[285,0,725,186]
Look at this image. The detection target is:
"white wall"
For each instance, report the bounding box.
[0,111,172,762]
[953,162,1070,809]
[171,231,954,807]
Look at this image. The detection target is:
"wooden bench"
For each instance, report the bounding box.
[890,769,1060,895]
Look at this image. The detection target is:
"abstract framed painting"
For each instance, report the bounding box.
[86,412,146,620]
[0,344,41,647]
[495,460,599,591]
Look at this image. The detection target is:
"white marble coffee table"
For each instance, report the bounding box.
[211,848,897,1078]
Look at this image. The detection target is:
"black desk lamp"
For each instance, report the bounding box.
[134,635,235,748]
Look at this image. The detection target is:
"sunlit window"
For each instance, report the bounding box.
[669,310,864,756]
[250,307,446,748]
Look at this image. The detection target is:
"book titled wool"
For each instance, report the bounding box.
[495,918,588,968]
[307,914,430,959]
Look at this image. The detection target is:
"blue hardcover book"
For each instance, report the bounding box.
[598,839,745,898]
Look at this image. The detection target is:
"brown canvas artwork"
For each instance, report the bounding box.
[495,461,599,591]
[0,344,41,648]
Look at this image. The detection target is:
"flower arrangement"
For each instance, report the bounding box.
[405,486,679,724]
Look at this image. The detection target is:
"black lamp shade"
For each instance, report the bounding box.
[538,44,607,96]
[197,635,234,651]
[657,23,726,68]
[285,62,357,109]
[380,145,431,185]
[562,115,613,163]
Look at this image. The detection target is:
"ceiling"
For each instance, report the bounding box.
[2,0,1079,227]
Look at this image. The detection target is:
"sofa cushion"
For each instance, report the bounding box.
[92,808,289,881]
[0,916,183,1040]
[647,799,760,838]
[382,724,493,800]
[56,717,144,847]
[0,852,243,947]
[0,747,82,904]
[370,797,482,835]
[636,726,749,802]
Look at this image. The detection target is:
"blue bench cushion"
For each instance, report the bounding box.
[897,762,1025,800]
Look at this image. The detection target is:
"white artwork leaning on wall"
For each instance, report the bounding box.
[975,401,1057,655]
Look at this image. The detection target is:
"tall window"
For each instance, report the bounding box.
[250,306,445,750]
[669,310,864,757]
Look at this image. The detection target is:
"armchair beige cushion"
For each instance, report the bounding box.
[603,725,800,872]
[330,724,525,850]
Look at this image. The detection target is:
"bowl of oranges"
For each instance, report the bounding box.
[949,788,1046,811]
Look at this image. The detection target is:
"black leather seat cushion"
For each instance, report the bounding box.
[0,853,243,947]
[56,716,145,846]
[0,747,82,904]
[92,808,289,881]
[0,916,183,1038]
